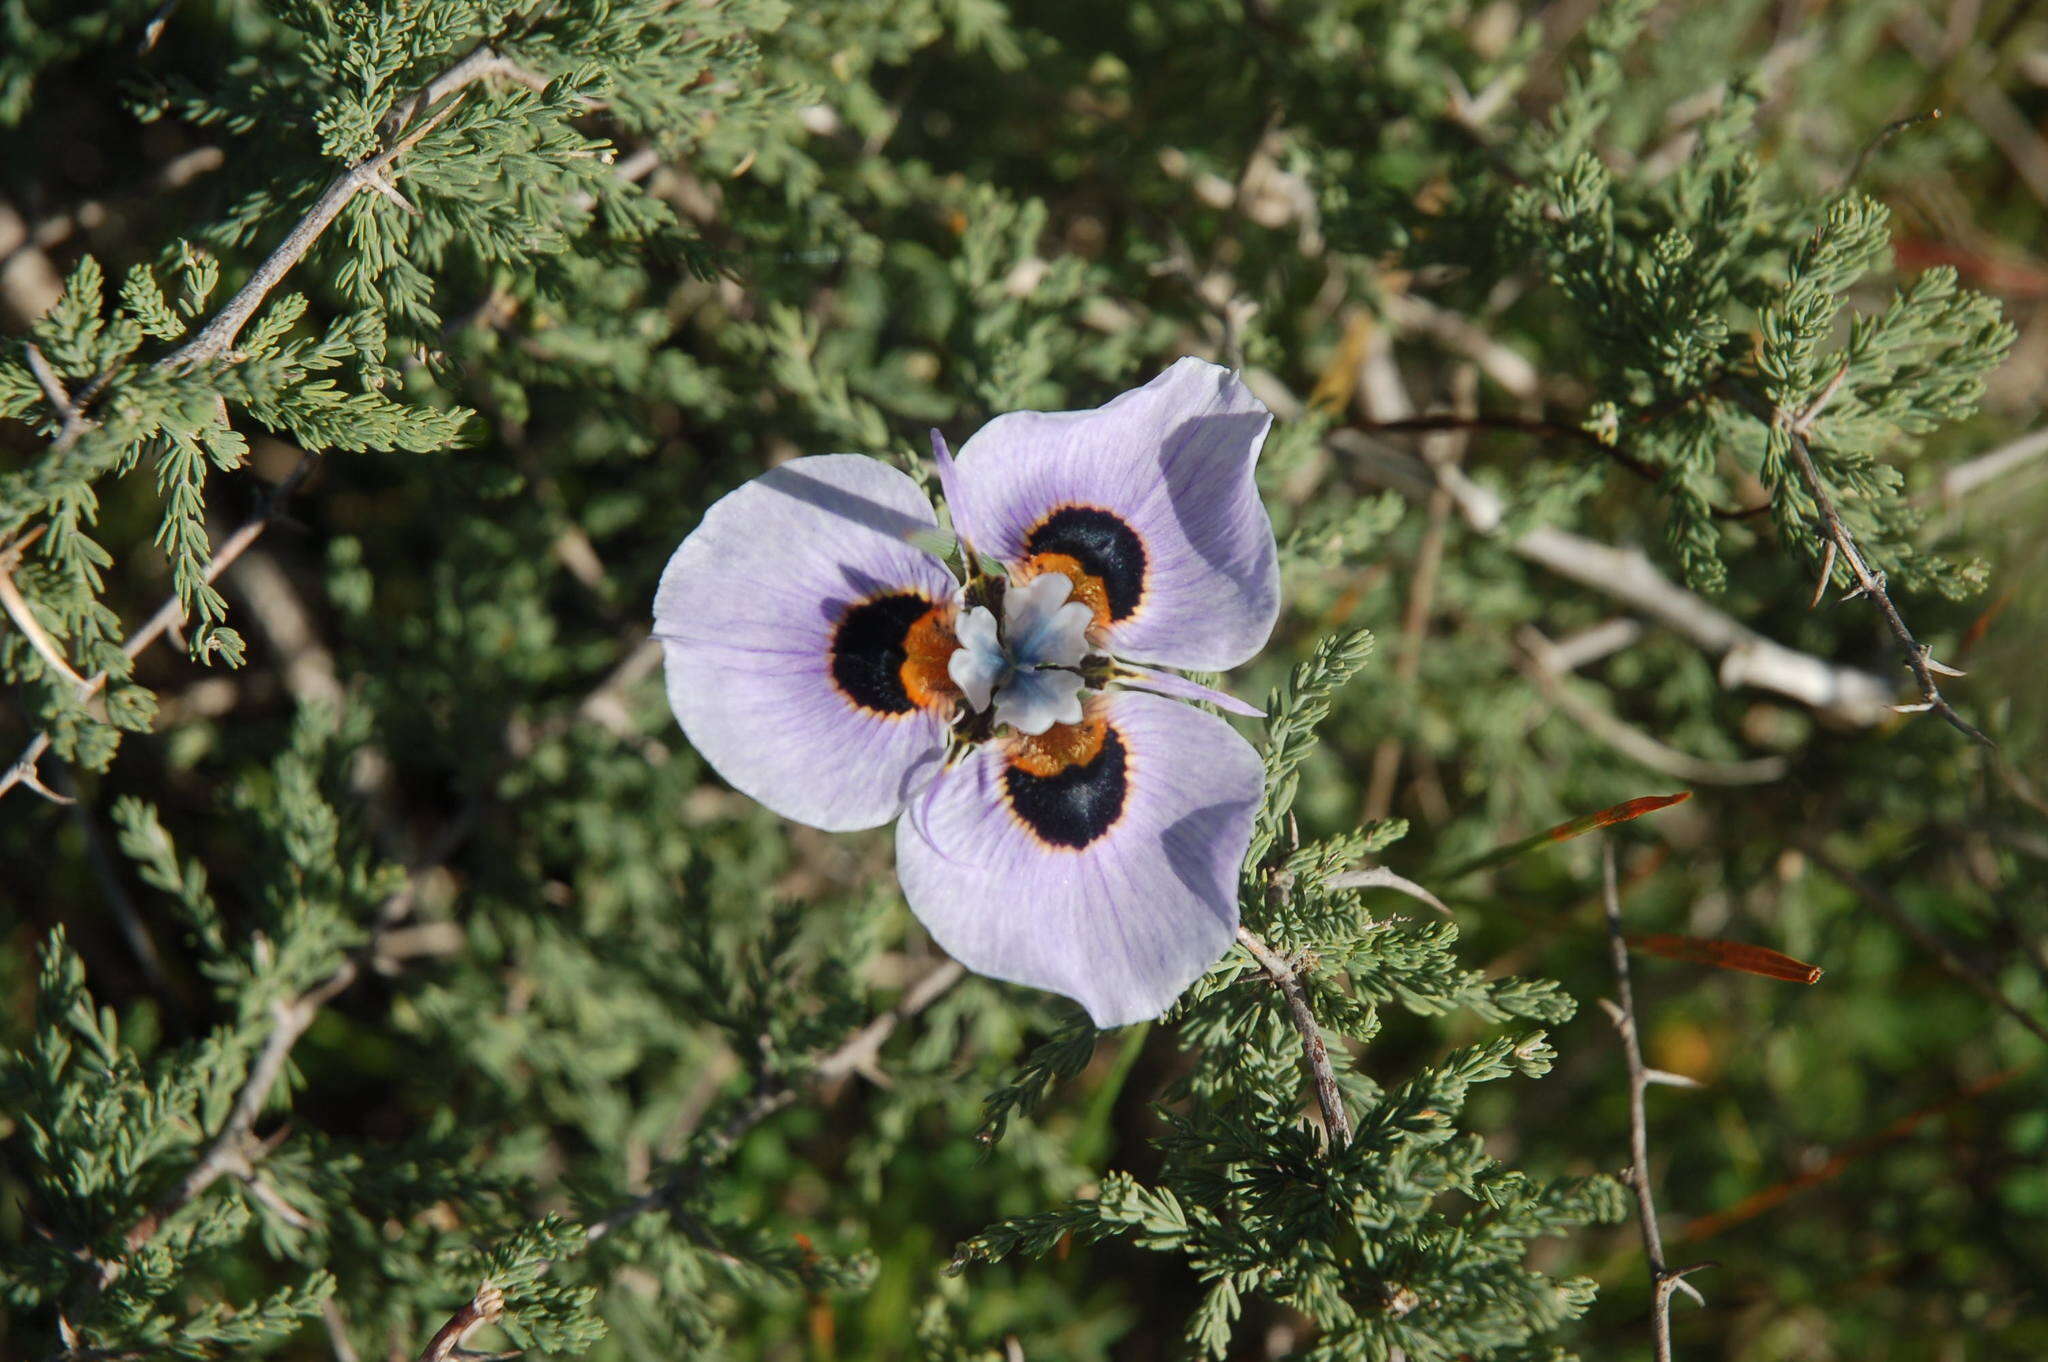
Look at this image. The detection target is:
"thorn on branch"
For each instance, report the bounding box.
[1747,378,1994,748]
[1808,537,1837,609]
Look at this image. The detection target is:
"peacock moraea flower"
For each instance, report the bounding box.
[654,359,1279,1026]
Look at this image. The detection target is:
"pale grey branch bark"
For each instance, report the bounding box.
[1939,426,2048,501]
[1334,430,1896,724]
[1519,627,1790,785]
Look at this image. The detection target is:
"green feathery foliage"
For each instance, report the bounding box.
[5,1,2044,1359]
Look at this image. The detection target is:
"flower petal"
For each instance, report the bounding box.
[947,605,1007,712]
[1114,663,1266,717]
[895,690,1263,1026]
[1004,572,1092,668]
[994,667,1085,735]
[946,358,1280,670]
[654,454,959,831]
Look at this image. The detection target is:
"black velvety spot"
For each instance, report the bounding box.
[830,593,930,714]
[1004,728,1128,849]
[1025,506,1147,621]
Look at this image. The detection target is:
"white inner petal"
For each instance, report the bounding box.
[946,575,1097,728]
[994,667,1086,736]
[946,604,1009,712]
[1004,573,1093,669]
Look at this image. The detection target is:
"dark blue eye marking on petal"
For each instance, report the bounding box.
[1004,726,1128,848]
[1024,506,1146,621]
[831,592,932,714]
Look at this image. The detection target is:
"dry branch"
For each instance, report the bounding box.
[1237,924,1353,1151]
[583,959,967,1243]
[1804,846,2048,1048]
[1939,426,2048,500]
[1600,842,1710,1362]
[1334,430,1896,723]
[2,455,319,802]
[2,45,586,805]
[1518,627,1790,785]
[416,1284,504,1362]
[1772,413,1989,746]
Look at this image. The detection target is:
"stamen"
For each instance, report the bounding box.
[899,606,961,708]
[1009,716,1108,777]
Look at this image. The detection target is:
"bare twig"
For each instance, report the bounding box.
[1519,627,1790,786]
[1896,9,2048,209]
[1773,409,1990,746]
[34,43,536,459]
[1840,108,1944,190]
[319,1299,363,1362]
[417,1284,505,1362]
[1236,924,1352,1150]
[1357,413,1765,520]
[107,957,363,1281]
[1,455,320,802]
[583,959,966,1243]
[1542,618,1645,672]
[1680,1065,2024,1242]
[168,84,471,372]
[51,765,172,993]
[1600,842,1710,1362]
[22,342,77,420]
[1938,426,2048,501]
[1804,846,2048,1049]
[1334,430,1896,724]
[1365,372,1473,820]
[0,548,90,692]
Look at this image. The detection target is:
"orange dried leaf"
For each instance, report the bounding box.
[1442,792,1691,878]
[1546,792,1691,842]
[1630,933,1823,984]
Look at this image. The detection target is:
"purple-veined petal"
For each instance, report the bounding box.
[1114,663,1265,717]
[654,454,959,832]
[894,690,1264,1026]
[946,358,1280,671]
[930,428,969,536]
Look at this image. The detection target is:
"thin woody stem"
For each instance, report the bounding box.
[416,1283,505,1362]
[1804,845,2048,1048]
[1237,924,1352,1150]
[1731,375,1992,747]
[1359,413,1768,520]
[4,45,562,804]
[1,454,318,802]
[583,959,967,1243]
[1602,841,1711,1362]
[1781,423,1989,745]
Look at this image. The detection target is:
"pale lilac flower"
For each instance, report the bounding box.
[653,359,1278,1025]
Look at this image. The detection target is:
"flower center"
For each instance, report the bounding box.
[898,606,961,709]
[946,573,1095,736]
[1019,552,1112,629]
